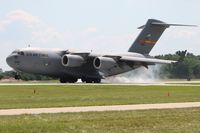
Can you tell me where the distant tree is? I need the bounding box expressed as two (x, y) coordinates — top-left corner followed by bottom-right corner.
(193, 64), (200, 78)
(0, 68), (2, 73)
(0, 74), (3, 80)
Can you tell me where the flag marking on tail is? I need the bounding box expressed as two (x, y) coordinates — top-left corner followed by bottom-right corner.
(138, 39), (157, 45)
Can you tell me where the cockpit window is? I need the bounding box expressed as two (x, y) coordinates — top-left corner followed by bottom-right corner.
(12, 50), (24, 56)
(18, 51), (24, 56)
(12, 51), (24, 56)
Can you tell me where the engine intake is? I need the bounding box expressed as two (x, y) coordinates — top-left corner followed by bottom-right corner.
(93, 57), (116, 70)
(61, 54), (84, 67)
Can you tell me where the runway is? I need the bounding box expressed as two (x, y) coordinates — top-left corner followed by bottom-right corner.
(0, 102), (200, 116)
(1, 82), (200, 86)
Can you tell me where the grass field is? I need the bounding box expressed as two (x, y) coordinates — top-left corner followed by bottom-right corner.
(0, 107), (200, 133)
(0, 85), (200, 109)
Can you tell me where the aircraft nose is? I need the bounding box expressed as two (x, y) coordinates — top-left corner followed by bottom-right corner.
(6, 54), (16, 68)
(6, 55), (12, 67)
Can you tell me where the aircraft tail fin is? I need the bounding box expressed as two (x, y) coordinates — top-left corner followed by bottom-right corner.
(128, 19), (196, 54)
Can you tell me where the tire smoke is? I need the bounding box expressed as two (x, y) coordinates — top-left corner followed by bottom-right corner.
(103, 65), (163, 83)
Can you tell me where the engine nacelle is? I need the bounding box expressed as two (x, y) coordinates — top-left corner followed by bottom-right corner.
(93, 57), (117, 70)
(61, 54), (84, 67)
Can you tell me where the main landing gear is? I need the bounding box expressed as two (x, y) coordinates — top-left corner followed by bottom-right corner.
(59, 77), (78, 83)
(81, 78), (101, 83)
(59, 77), (101, 83)
(14, 72), (21, 80)
(14, 74), (21, 80)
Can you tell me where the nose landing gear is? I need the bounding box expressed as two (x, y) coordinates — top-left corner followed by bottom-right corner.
(14, 74), (21, 80)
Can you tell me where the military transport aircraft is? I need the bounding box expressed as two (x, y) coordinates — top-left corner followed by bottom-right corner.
(6, 19), (196, 83)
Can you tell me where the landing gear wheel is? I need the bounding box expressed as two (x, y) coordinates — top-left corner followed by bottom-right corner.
(14, 75), (21, 80)
(60, 77), (78, 83)
(86, 79), (93, 83)
(81, 78), (101, 83)
(81, 78), (86, 83)
(68, 78), (78, 83)
(59, 78), (66, 83)
(94, 79), (101, 83)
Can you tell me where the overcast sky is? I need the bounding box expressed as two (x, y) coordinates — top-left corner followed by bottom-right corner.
(1, 0), (200, 70)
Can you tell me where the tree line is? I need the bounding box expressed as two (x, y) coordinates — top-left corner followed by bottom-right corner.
(0, 71), (55, 81)
(156, 51), (200, 80)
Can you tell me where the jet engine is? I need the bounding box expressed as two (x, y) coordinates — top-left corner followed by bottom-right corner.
(61, 54), (84, 67)
(93, 57), (117, 70)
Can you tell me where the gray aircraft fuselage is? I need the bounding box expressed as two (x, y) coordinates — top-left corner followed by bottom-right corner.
(6, 48), (139, 82)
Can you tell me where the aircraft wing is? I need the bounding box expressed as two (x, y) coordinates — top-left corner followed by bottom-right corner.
(119, 56), (177, 64)
(65, 51), (176, 65)
(102, 54), (176, 65)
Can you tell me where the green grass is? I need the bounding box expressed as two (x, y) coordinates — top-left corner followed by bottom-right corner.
(0, 85), (200, 109)
(0, 108), (200, 133)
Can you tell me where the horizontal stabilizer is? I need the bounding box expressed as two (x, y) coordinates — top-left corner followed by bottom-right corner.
(152, 22), (197, 27)
(138, 22), (197, 29)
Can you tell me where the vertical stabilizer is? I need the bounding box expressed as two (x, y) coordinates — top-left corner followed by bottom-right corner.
(128, 19), (169, 54)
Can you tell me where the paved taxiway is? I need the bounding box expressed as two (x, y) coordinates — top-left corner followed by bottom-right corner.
(0, 102), (200, 116)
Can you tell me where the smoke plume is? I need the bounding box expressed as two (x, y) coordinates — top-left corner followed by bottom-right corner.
(103, 65), (163, 83)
